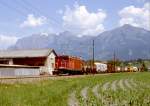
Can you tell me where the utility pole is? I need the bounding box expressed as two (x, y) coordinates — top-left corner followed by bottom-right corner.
(92, 40), (95, 70)
(113, 51), (116, 72)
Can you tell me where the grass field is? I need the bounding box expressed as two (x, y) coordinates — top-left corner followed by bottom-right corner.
(0, 72), (150, 106)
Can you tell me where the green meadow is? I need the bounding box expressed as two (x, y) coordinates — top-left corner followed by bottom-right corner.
(0, 72), (150, 106)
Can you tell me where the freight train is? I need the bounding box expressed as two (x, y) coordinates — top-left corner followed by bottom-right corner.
(53, 55), (141, 75)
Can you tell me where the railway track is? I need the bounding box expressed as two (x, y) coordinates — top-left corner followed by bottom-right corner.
(0, 73), (115, 80)
(0, 72), (138, 84)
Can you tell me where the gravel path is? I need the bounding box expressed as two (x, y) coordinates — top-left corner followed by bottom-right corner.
(68, 91), (79, 106)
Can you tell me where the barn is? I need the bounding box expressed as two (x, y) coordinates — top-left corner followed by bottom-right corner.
(0, 49), (57, 77)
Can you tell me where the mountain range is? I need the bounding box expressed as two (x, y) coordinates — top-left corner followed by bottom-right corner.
(9, 24), (150, 60)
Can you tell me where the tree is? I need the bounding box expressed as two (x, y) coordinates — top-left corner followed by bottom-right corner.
(137, 58), (143, 64)
(141, 62), (148, 72)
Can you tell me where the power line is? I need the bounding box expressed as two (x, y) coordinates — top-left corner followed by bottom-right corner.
(21, 0), (63, 29)
(0, 0), (27, 17)
(113, 51), (116, 72)
(92, 39), (95, 69)
(13, 0), (34, 14)
(0, 0), (83, 32)
(0, 0), (64, 30)
(21, 0), (46, 16)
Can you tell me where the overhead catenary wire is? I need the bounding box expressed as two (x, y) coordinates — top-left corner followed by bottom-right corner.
(0, 0), (27, 17)
(20, 0), (83, 32)
(0, 0), (64, 31)
(92, 39), (95, 69)
(13, 0), (35, 14)
(21, 0), (64, 29)
(21, 0), (47, 16)
(0, 0), (88, 32)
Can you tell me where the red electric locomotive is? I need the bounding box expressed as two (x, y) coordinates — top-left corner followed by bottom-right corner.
(54, 55), (84, 75)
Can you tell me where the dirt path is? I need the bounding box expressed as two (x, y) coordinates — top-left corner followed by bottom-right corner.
(111, 80), (118, 91)
(68, 91), (79, 106)
(102, 82), (110, 91)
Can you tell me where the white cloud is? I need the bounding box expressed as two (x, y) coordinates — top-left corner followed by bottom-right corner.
(62, 3), (107, 36)
(135, 0), (148, 3)
(40, 32), (49, 36)
(0, 35), (18, 49)
(119, 2), (150, 30)
(20, 14), (47, 28)
(136, 0), (145, 2)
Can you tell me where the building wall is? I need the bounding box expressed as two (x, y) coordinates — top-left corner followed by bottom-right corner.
(0, 57), (46, 66)
(13, 57), (46, 66)
(0, 59), (9, 64)
(44, 52), (56, 75)
(0, 67), (40, 77)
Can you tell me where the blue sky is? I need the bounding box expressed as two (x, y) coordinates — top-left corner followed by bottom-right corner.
(0, 0), (149, 49)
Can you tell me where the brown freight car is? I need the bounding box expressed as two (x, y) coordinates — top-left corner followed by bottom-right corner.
(54, 55), (84, 75)
(107, 63), (116, 73)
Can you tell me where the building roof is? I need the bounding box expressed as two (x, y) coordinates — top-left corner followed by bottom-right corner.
(0, 49), (56, 58)
(0, 64), (39, 68)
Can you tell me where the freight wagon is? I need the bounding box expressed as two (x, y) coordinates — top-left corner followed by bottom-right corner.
(94, 62), (107, 73)
(54, 55), (84, 75)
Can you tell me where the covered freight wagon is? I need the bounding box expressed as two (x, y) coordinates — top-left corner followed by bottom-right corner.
(94, 62), (107, 73)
